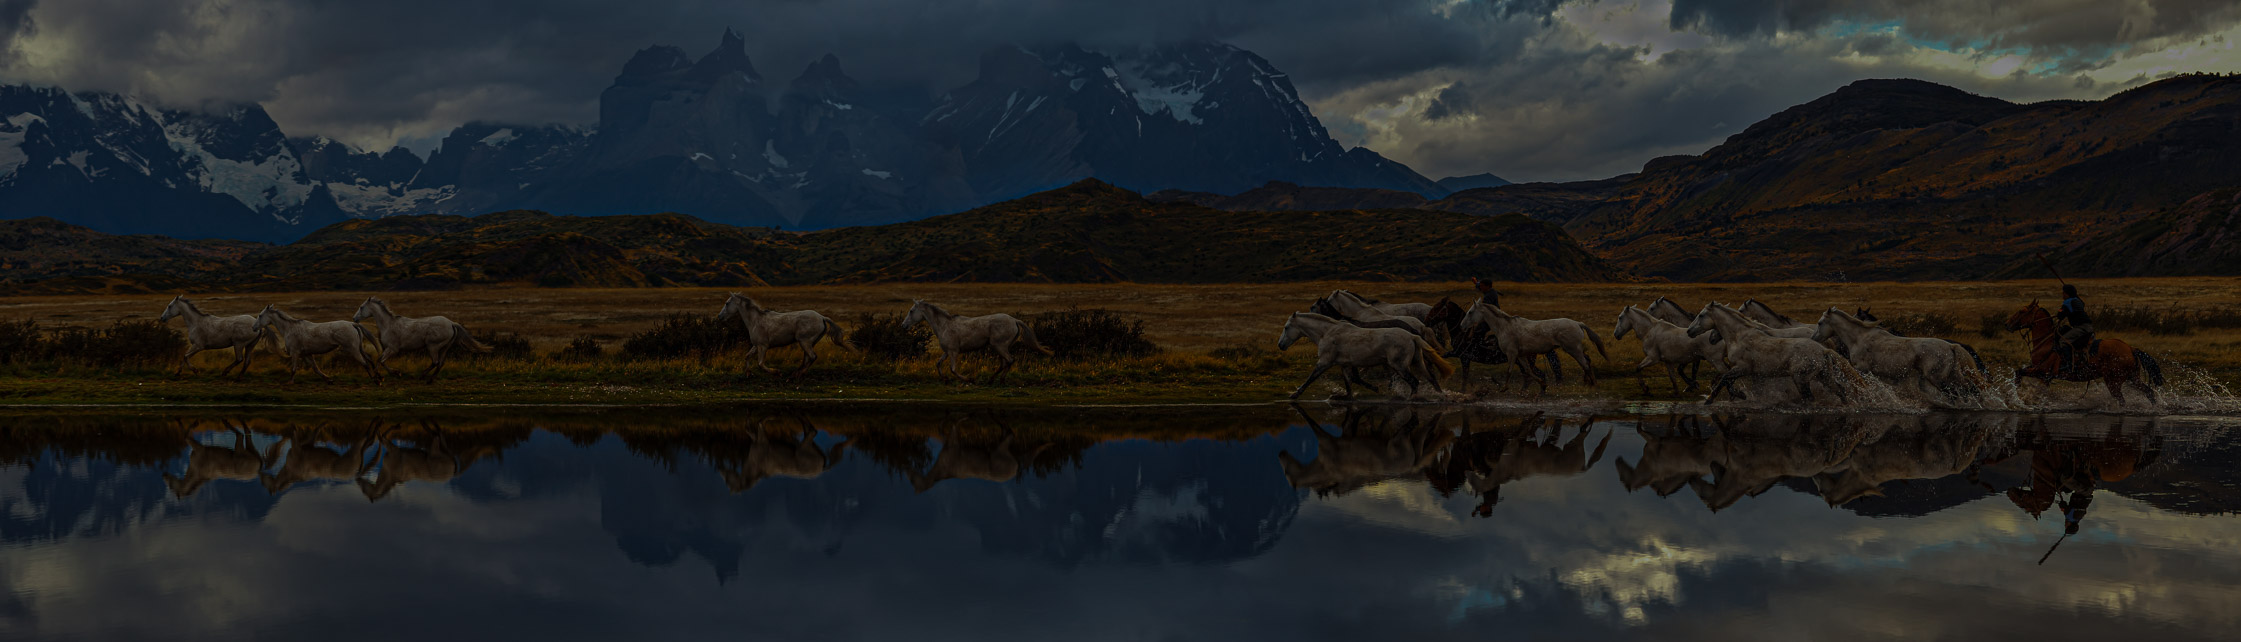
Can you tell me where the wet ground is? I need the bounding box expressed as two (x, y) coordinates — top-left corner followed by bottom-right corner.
(1, 404), (2236, 641)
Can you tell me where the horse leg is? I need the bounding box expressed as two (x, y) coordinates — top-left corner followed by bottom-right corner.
(285, 354), (301, 384)
(1702, 371), (1742, 405)
(1345, 367), (1376, 391)
(756, 345), (776, 374)
(356, 347), (383, 385)
(423, 347), (443, 382)
(1565, 346), (1596, 386)
(1292, 363), (1337, 400)
(1823, 370), (1852, 404)
(2130, 377), (2159, 404)
(307, 355), (335, 383)
(792, 341), (818, 377)
(1516, 360), (1546, 397)
(1632, 358), (1653, 395)
(992, 343), (1017, 382)
(176, 345), (205, 377)
(2103, 375), (2126, 405)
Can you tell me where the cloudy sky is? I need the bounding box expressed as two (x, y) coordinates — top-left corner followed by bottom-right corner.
(3, 0), (2239, 182)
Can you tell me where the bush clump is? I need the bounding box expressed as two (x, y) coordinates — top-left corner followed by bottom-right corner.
(849, 312), (930, 362)
(1028, 308), (1159, 361)
(621, 314), (747, 363)
(558, 336), (605, 362)
(0, 318), (41, 364)
(472, 331), (534, 361)
(2096, 306), (2199, 336)
(1878, 311), (1958, 337)
(4, 319), (185, 368)
(1978, 312), (2006, 339)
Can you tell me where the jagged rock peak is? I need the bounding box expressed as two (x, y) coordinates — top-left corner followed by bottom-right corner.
(616, 46), (692, 83)
(689, 27), (760, 83)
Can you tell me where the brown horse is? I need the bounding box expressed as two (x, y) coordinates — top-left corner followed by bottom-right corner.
(2005, 301), (2163, 403)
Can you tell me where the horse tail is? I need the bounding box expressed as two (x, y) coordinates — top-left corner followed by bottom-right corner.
(452, 323), (491, 353)
(1581, 321), (1608, 363)
(1418, 340), (1456, 380)
(2134, 349), (2164, 387)
(354, 323), (381, 353)
(823, 317), (854, 351)
(1018, 319), (1054, 356)
(1951, 340), (1986, 374)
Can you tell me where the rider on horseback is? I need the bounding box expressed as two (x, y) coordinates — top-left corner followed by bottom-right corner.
(1471, 277), (1502, 307)
(2055, 284), (2094, 377)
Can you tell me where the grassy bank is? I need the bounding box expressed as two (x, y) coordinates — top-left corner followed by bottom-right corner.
(4, 279), (2238, 406)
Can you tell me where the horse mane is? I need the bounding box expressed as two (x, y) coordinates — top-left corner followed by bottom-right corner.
(173, 296), (206, 316)
(1337, 289), (1381, 304)
(1741, 299), (1795, 325)
(263, 306), (301, 323)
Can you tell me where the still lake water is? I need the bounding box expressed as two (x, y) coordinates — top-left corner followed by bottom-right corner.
(1, 404), (2236, 641)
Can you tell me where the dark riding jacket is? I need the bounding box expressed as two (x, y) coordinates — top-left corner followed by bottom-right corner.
(2058, 297), (2091, 325)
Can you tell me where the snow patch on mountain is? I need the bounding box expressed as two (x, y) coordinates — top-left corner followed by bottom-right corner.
(478, 128), (518, 146)
(326, 181), (458, 217)
(163, 118), (313, 215)
(0, 113), (39, 176)
(762, 140), (789, 168)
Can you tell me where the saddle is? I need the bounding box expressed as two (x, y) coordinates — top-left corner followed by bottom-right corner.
(2059, 338), (2104, 376)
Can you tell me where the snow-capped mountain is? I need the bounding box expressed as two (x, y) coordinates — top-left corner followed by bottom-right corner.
(926, 42), (1443, 201)
(0, 31), (1451, 241)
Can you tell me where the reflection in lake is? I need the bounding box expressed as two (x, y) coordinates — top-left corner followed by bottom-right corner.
(1, 405), (2236, 641)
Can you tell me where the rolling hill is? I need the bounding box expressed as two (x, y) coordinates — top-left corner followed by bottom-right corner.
(0, 180), (1615, 294)
(1164, 74), (2241, 281)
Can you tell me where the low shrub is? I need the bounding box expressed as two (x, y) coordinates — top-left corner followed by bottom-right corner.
(558, 336), (605, 362)
(849, 312), (930, 361)
(621, 314), (746, 363)
(1878, 311), (1957, 337)
(1028, 308), (1159, 361)
(2096, 306), (2197, 336)
(0, 318), (40, 364)
(17, 319), (185, 368)
(472, 331), (534, 361)
(1978, 312), (2006, 339)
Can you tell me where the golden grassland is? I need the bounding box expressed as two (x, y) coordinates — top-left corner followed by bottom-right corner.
(5, 278), (2239, 406)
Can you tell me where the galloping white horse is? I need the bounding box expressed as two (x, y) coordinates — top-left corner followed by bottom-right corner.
(1330, 290), (1432, 321)
(902, 300), (1051, 382)
(157, 296), (270, 379)
(1278, 312), (1452, 400)
(1811, 308), (1987, 403)
(1646, 296), (1695, 327)
(1686, 303), (1856, 405)
(1458, 303), (1605, 396)
(1614, 305), (1714, 395)
(1731, 300), (1819, 344)
(253, 305), (385, 384)
(352, 297), (488, 382)
(716, 293), (851, 375)
(1319, 291), (1431, 337)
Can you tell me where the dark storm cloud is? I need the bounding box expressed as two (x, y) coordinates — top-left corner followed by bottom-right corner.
(1, 0), (2237, 177)
(1422, 82), (1476, 121)
(0, 0), (32, 62)
(1671, 0), (2241, 54)
(0, 0), (1575, 148)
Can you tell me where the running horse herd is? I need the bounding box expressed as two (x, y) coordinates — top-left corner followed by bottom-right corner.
(1285, 286), (2163, 407)
(151, 285), (2164, 406)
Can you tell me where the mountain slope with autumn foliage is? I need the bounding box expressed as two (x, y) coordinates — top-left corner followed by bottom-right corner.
(1558, 74), (2241, 280)
(0, 180), (1614, 294)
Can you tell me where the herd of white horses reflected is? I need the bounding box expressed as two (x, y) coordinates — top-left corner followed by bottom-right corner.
(6, 405), (2184, 538)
